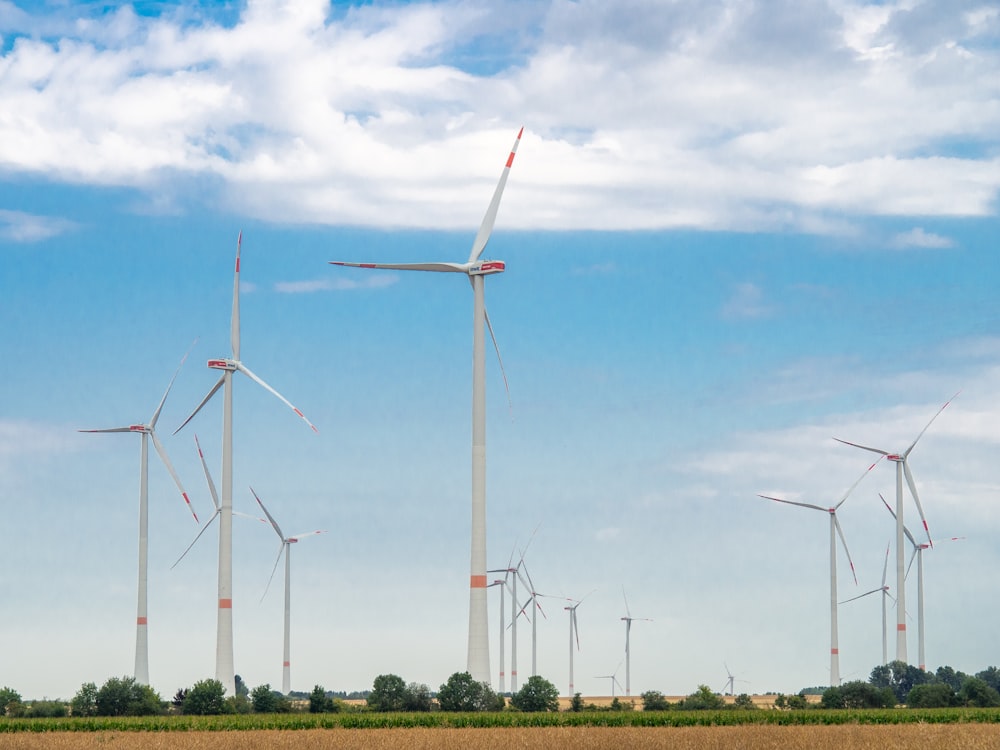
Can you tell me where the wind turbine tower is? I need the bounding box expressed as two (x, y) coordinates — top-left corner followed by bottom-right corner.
(329, 129), (523, 683)
(835, 393), (957, 664)
(621, 588), (651, 697)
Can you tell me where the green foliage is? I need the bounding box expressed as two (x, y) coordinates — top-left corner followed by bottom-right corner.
(821, 687), (844, 709)
(869, 660), (929, 703)
(773, 694), (787, 709)
(309, 685), (337, 713)
(226, 694), (252, 714)
(234, 674), (248, 697)
(250, 684), (291, 714)
(785, 693), (808, 710)
(171, 689), (187, 711)
(677, 685), (725, 710)
(840, 680), (895, 709)
(182, 679), (227, 715)
(958, 677), (1000, 707)
(935, 666), (968, 692)
(641, 690), (669, 711)
(908, 682), (957, 708)
(510, 675), (559, 712)
(93, 677), (163, 716)
(402, 682), (432, 712)
(367, 674), (408, 712)
(569, 692), (584, 712)
(437, 672), (502, 712)
(0, 687), (24, 717)
(24, 700), (67, 718)
(732, 693), (756, 710)
(974, 667), (1000, 694)
(71, 683), (98, 717)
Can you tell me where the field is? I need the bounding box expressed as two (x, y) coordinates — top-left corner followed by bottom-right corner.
(2, 725), (1000, 750)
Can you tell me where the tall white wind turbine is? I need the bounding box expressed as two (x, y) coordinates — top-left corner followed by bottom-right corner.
(487, 577), (509, 694)
(834, 393), (957, 664)
(621, 588), (652, 697)
(329, 129), (523, 684)
(757, 458), (880, 687)
(880, 494), (964, 671)
(175, 233), (317, 696)
(79, 345), (198, 686)
(252, 487), (325, 695)
(563, 592), (591, 698)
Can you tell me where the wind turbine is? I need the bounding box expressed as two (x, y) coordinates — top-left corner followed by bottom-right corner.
(757, 458), (880, 687)
(880, 494), (964, 671)
(834, 392), (957, 664)
(514, 556), (549, 678)
(252, 487), (326, 695)
(487, 577), (509, 694)
(621, 588), (652, 697)
(329, 128), (523, 683)
(564, 592), (592, 698)
(722, 663), (748, 696)
(841, 542), (893, 665)
(79, 344), (198, 686)
(595, 661), (624, 698)
(175, 232), (318, 696)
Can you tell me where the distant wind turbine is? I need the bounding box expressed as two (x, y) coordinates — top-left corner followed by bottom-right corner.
(175, 233), (317, 696)
(880, 493), (964, 671)
(757, 458), (880, 687)
(329, 129), (523, 684)
(564, 591), (592, 698)
(834, 392), (958, 664)
(595, 661), (624, 698)
(79, 343), (198, 686)
(841, 542), (893, 665)
(621, 588), (652, 697)
(252, 487), (326, 695)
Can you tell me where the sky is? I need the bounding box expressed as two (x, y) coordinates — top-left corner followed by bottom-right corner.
(1, 0), (999, 702)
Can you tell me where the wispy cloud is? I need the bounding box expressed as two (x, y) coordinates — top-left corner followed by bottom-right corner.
(889, 227), (956, 249)
(275, 275), (399, 293)
(721, 282), (773, 320)
(572, 261), (617, 276)
(0, 210), (76, 242)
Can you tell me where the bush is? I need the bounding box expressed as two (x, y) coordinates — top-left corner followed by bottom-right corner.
(641, 690), (670, 711)
(438, 672), (503, 712)
(908, 682), (957, 708)
(367, 674), (408, 712)
(677, 685), (724, 710)
(94, 677), (163, 716)
(0, 687), (24, 718)
(251, 684), (291, 713)
(71, 683), (98, 717)
(402, 682), (432, 712)
(309, 685), (337, 713)
(24, 700), (67, 718)
(732, 693), (756, 710)
(959, 677), (1000, 708)
(183, 679), (227, 715)
(510, 675), (559, 712)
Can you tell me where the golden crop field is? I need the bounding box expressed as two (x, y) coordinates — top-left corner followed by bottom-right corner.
(3, 725), (1000, 750)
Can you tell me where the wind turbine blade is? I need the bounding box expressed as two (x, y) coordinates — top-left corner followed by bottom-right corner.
(572, 608), (580, 650)
(756, 494), (827, 513)
(232, 231), (241, 360)
(173, 374), (225, 435)
(329, 261), (467, 273)
(903, 461), (933, 547)
(233, 510), (269, 524)
(879, 493), (916, 547)
(250, 486), (284, 541)
(840, 587), (883, 605)
(484, 304), (512, 414)
(236, 363), (318, 433)
(194, 434), (220, 512)
(905, 547), (918, 580)
(833, 437), (889, 457)
(468, 127), (522, 263)
(78, 427), (133, 433)
(832, 514), (858, 585)
(623, 586), (632, 619)
(150, 338), (198, 429)
(881, 542), (890, 588)
(834, 458), (882, 509)
(261, 544), (285, 602)
(903, 391), (960, 459)
(287, 530), (326, 542)
(171, 510), (219, 569)
(150, 430), (198, 522)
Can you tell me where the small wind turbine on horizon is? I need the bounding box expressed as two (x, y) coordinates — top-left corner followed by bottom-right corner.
(595, 661), (624, 698)
(79, 343), (198, 686)
(834, 392), (957, 664)
(880, 493), (964, 671)
(329, 128), (523, 685)
(564, 592), (592, 698)
(252, 487), (326, 696)
(722, 663), (748, 696)
(840, 542), (893, 666)
(621, 588), (652, 697)
(757, 458), (880, 687)
(174, 233), (318, 696)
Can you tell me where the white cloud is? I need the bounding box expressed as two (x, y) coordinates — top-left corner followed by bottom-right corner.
(0, 1), (996, 231)
(721, 281), (773, 320)
(274, 275), (398, 293)
(0, 209), (76, 242)
(890, 227), (956, 249)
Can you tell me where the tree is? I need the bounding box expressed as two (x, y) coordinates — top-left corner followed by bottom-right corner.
(732, 693), (756, 710)
(0, 687), (24, 717)
(309, 685), (337, 713)
(71, 683), (98, 717)
(678, 685), (724, 710)
(641, 690), (669, 711)
(183, 679), (227, 715)
(908, 682), (957, 708)
(437, 672), (503, 712)
(234, 674), (249, 697)
(93, 676), (162, 716)
(959, 677), (1000, 708)
(172, 689), (187, 711)
(367, 674), (408, 712)
(510, 675), (559, 712)
(821, 686), (844, 709)
(403, 682), (432, 712)
(251, 683), (287, 713)
(785, 693), (808, 710)
(24, 700), (67, 718)
(975, 667), (1000, 694)
(840, 680), (895, 709)
(869, 660), (928, 703)
(935, 666), (968, 693)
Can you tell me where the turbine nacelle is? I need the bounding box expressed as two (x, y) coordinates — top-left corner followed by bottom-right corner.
(887, 454), (903, 462)
(469, 260), (506, 276)
(208, 359), (238, 371)
(129, 424), (150, 433)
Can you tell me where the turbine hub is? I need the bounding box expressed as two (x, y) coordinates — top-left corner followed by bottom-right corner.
(129, 424), (150, 433)
(208, 359), (238, 371)
(886, 454), (903, 462)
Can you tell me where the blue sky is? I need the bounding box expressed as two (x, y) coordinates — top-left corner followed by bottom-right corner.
(1, 0), (999, 701)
